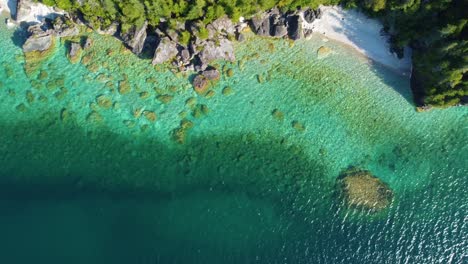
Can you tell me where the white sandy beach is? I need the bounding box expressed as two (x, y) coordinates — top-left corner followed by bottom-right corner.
(305, 6), (412, 75)
(0, 0), (12, 14)
(0, 0), (63, 24)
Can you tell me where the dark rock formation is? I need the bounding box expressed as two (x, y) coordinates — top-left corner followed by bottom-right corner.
(249, 9), (307, 40)
(121, 21), (148, 55)
(287, 14), (303, 40)
(303, 8), (322, 23)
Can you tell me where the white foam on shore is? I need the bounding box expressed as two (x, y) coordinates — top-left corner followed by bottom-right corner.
(304, 6), (412, 75)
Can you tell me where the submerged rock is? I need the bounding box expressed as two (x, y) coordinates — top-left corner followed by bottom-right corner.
(317, 46), (332, 58)
(192, 74), (210, 94)
(192, 68), (220, 95)
(337, 168), (393, 212)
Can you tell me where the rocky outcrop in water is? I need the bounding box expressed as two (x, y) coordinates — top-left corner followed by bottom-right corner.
(17, 4), (321, 75)
(121, 21), (148, 55)
(67, 42), (82, 63)
(22, 24), (53, 53)
(336, 168), (393, 212)
(152, 37), (178, 65)
(193, 68), (220, 95)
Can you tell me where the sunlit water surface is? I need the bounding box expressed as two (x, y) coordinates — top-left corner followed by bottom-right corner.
(0, 18), (466, 263)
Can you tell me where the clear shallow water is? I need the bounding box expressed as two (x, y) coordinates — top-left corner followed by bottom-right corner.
(0, 19), (467, 263)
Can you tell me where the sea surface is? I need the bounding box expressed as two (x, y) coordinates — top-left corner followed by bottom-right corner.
(0, 18), (467, 263)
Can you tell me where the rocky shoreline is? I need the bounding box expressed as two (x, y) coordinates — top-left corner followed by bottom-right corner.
(11, 0), (321, 74)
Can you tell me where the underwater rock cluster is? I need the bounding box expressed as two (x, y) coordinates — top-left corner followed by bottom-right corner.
(337, 168), (393, 212)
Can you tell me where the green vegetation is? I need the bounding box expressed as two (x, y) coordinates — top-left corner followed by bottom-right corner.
(37, 0), (467, 108)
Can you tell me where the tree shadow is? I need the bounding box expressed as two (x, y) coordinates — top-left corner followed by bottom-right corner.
(0, 112), (330, 201)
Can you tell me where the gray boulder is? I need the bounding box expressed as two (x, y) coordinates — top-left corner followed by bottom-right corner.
(69, 42), (81, 57)
(83, 37), (92, 49)
(250, 14), (270, 36)
(152, 37), (178, 65)
(208, 17), (236, 37)
(23, 34), (53, 52)
(197, 38), (235, 71)
(121, 21), (148, 55)
(67, 42), (82, 63)
(303, 9), (316, 23)
(203, 68), (220, 81)
(273, 24), (288, 37)
(23, 25), (53, 53)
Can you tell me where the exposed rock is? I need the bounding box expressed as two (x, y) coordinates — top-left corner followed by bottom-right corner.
(179, 48), (191, 64)
(303, 8), (317, 23)
(236, 32), (246, 42)
(192, 68), (220, 94)
(250, 13), (270, 36)
(197, 39), (234, 71)
(337, 168), (393, 212)
(50, 15), (79, 37)
(287, 14), (303, 40)
(270, 14), (290, 38)
(23, 33), (53, 53)
(203, 68), (220, 81)
(152, 37), (178, 65)
(121, 21), (148, 55)
(67, 42), (82, 63)
(304, 28), (313, 39)
(207, 16), (236, 37)
(97, 22), (118, 35)
(273, 23), (288, 38)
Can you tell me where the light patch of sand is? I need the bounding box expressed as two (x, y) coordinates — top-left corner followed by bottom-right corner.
(304, 6), (412, 75)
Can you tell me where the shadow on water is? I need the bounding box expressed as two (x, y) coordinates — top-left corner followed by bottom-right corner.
(0, 114), (334, 263)
(10, 25), (28, 48)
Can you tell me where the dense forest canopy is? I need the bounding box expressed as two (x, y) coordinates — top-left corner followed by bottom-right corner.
(36, 0), (467, 107)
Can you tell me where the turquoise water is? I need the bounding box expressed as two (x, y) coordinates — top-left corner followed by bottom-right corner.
(0, 19), (467, 263)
